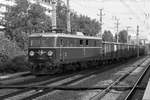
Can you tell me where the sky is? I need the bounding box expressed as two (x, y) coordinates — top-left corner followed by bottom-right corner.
(0, 0), (150, 40)
(63, 0), (150, 40)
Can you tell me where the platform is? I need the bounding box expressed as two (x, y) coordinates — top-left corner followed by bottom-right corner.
(142, 78), (150, 100)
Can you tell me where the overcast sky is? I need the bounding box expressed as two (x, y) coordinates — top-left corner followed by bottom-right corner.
(1, 0), (149, 40)
(63, 0), (150, 40)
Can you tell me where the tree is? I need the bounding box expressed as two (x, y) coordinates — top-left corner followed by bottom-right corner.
(56, 1), (100, 35)
(102, 30), (113, 42)
(4, 0), (101, 49)
(27, 3), (52, 33)
(70, 14), (100, 36)
(4, 0), (52, 49)
(118, 30), (128, 43)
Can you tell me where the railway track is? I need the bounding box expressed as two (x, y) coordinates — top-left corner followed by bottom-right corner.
(89, 56), (150, 100)
(123, 59), (150, 100)
(0, 71), (36, 85)
(0, 64), (114, 100)
(0, 71), (31, 80)
(0, 56), (148, 100)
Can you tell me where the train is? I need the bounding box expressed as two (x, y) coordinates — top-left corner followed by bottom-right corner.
(28, 32), (145, 74)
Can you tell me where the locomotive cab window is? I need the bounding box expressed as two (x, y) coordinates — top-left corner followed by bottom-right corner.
(94, 40), (97, 46)
(60, 39), (63, 46)
(29, 37), (54, 47)
(86, 40), (88, 46)
(80, 40), (83, 46)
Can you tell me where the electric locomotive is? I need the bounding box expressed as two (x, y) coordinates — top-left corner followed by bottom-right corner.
(28, 32), (145, 74)
(28, 32), (103, 74)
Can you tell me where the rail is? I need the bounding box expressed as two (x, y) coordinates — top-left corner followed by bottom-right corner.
(123, 61), (150, 100)
(89, 57), (150, 100)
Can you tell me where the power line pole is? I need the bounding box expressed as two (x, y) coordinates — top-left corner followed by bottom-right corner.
(114, 17), (120, 43)
(67, 0), (71, 33)
(137, 25), (139, 57)
(126, 26), (131, 43)
(52, 0), (57, 32)
(98, 8), (104, 38)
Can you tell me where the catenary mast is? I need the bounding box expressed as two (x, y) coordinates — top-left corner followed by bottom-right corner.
(52, 0), (57, 32)
(67, 0), (71, 33)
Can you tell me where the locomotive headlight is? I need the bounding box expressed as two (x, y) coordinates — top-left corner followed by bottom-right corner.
(47, 50), (53, 56)
(29, 51), (34, 56)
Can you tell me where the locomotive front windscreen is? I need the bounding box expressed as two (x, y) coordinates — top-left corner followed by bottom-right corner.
(29, 37), (55, 47)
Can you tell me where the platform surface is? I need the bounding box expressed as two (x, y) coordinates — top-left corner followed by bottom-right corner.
(143, 78), (150, 100)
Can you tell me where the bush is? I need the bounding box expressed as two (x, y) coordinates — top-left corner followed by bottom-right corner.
(0, 33), (29, 73)
(1, 55), (30, 73)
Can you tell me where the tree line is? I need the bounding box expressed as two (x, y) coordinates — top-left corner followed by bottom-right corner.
(103, 30), (129, 43)
(3, 0), (128, 49)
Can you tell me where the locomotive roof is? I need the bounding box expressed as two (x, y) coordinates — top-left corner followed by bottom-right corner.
(103, 41), (136, 45)
(29, 33), (102, 40)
